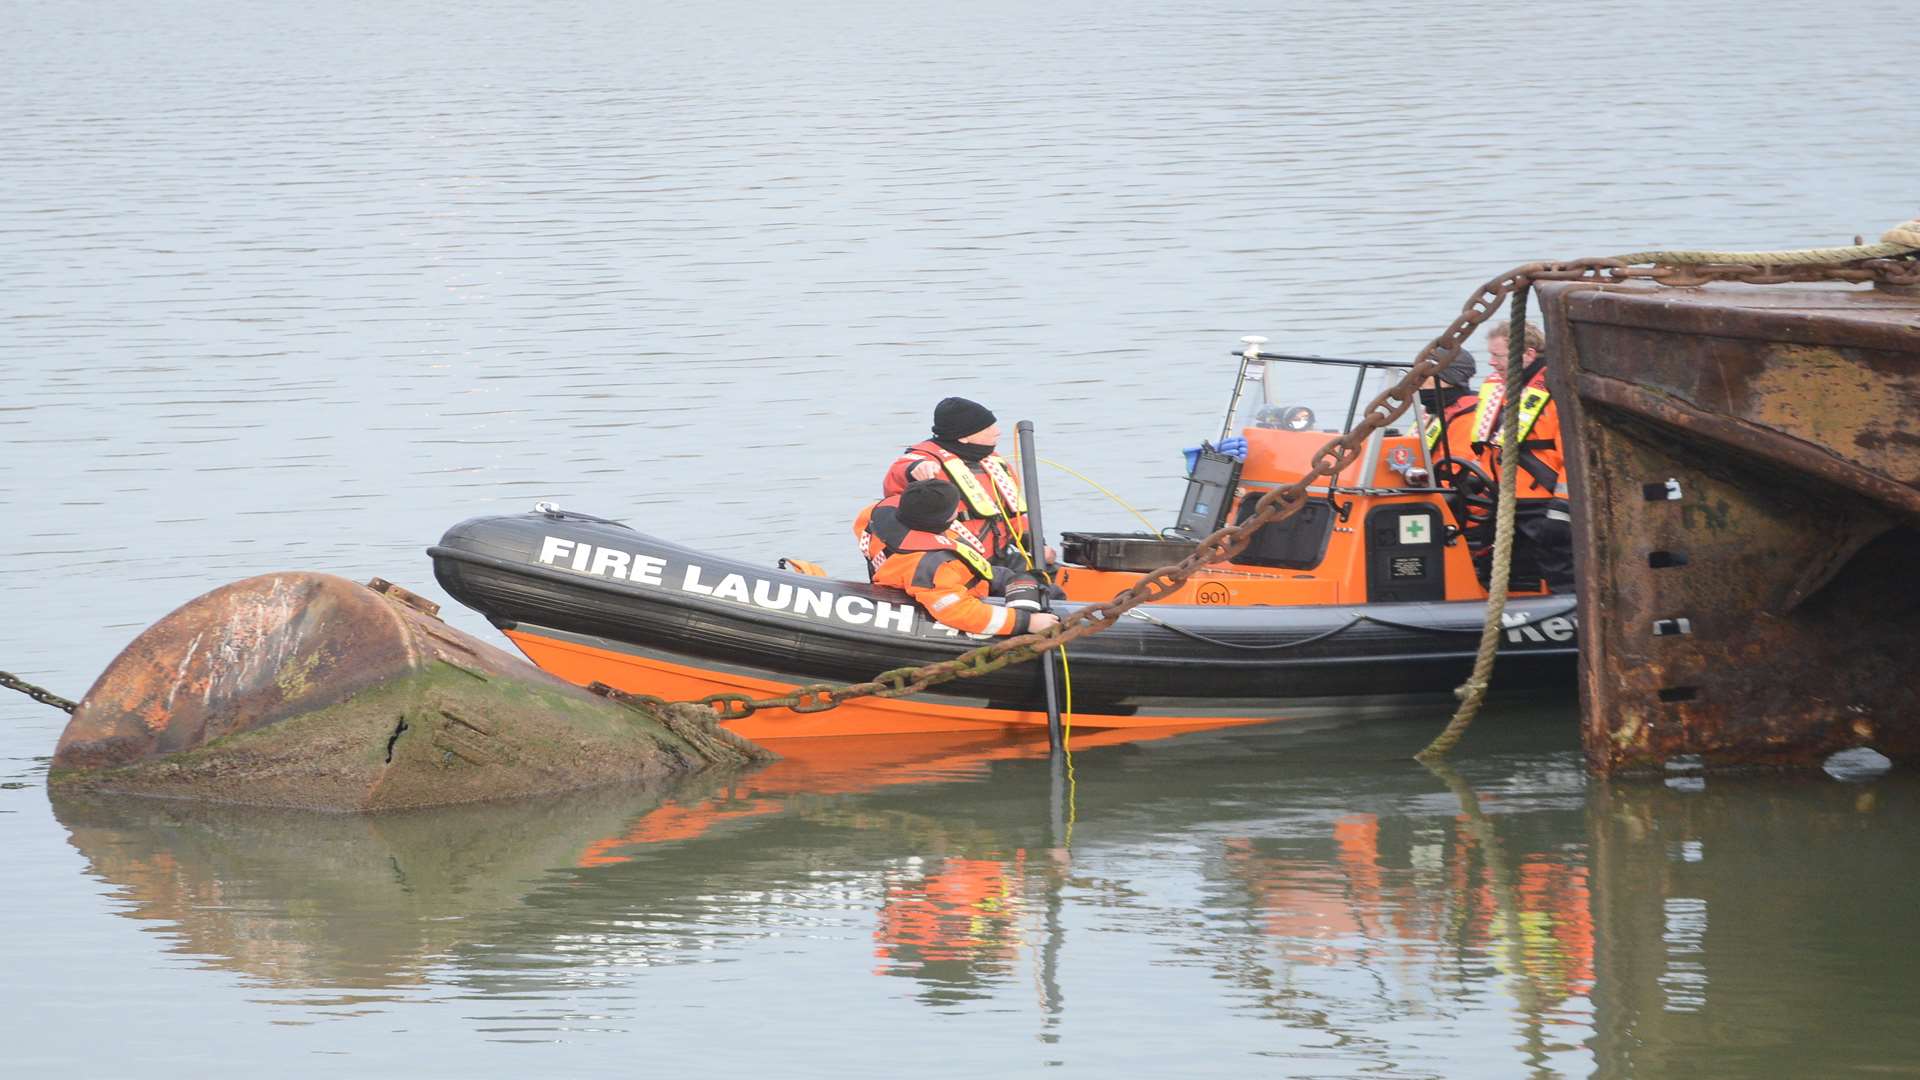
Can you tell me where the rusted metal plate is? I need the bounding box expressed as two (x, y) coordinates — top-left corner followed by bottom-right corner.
(52, 573), (535, 770)
(1542, 281), (1920, 773)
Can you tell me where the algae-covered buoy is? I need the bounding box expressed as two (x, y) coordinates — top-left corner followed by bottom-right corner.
(50, 573), (768, 811)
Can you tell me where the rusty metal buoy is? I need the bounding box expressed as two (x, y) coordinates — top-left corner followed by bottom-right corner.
(51, 573), (766, 811)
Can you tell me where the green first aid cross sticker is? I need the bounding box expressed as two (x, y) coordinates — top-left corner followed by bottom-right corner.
(1398, 515), (1429, 545)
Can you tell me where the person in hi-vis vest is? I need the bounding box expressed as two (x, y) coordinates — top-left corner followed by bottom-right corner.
(1470, 323), (1574, 592)
(882, 397), (1054, 572)
(1420, 347), (1480, 461)
(854, 481), (1057, 637)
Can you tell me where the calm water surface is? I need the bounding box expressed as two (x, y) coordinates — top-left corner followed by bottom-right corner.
(4, 1), (1917, 1075)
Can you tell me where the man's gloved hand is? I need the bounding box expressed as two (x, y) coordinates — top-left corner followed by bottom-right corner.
(1003, 575), (1043, 611)
(1183, 436), (1248, 474)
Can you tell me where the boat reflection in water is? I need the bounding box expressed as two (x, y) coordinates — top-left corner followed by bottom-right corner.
(50, 710), (1920, 1072)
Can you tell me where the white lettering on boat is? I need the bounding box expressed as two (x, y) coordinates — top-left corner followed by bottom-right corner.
(681, 563), (714, 595)
(537, 537), (663, 585)
(871, 601), (914, 633)
(1502, 610), (1578, 644)
(588, 547), (631, 579)
(794, 587), (833, 618)
(540, 536), (914, 634)
(712, 573), (753, 604)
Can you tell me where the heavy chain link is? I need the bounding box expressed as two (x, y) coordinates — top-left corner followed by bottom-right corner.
(0, 670), (78, 714)
(667, 251), (1918, 722)
(3, 250), (1905, 727)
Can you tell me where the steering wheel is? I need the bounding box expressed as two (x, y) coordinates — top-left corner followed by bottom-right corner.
(1430, 455), (1497, 538)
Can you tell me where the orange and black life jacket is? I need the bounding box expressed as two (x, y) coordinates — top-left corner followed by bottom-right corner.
(1423, 393), (1479, 459)
(883, 440), (1031, 564)
(1471, 357), (1565, 499)
(853, 496), (1030, 636)
(855, 495), (995, 582)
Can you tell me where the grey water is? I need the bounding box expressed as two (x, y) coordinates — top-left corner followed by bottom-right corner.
(3, 0), (1916, 1075)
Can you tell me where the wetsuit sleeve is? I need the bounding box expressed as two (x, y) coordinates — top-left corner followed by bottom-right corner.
(905, 554), (1030, 636)
(883, 453), (935, 498)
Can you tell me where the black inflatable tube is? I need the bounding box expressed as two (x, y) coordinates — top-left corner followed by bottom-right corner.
(430, 512), (1578, 710)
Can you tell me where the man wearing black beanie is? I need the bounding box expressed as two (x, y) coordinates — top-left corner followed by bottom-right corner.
(881, 397), (1052, 572)
(931, 397), (997, 442)
(1420, 347), (1480, 460)
(853, 479), (1056, 637)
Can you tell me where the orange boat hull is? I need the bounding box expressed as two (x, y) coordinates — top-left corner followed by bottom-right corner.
(504, 627), (1276, 742)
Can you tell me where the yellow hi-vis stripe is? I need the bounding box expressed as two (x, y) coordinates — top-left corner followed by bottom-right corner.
(941, 456), (1027, 517)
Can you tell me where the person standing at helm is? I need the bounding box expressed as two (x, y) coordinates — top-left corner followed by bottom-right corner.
(883, 397), (1049, 571)
(1420, 347), (1479, 460)
(854, 480), (1059, 637)
(1470, 323), (1574, 592)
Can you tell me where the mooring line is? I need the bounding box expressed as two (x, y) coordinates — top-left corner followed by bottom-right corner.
(0, 670), (78, 714)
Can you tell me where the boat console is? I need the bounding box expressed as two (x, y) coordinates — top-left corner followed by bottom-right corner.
(1054, 342), (1498, 606)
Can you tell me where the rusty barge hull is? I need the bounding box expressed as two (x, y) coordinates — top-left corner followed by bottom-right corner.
(1541, 280), (1920, 773)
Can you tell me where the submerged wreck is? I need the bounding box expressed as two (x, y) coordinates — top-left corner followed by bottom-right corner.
(1546, 279), (1920, 772)
(49, 573), (768, 811)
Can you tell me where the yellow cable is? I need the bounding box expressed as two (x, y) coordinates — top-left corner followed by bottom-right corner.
(984, 467), (1070, 735)
(1038, 458), (1159, 534)
(988, 477), (1037, 573)
(1058, 646), (1072, 751)
(1060, 645), (1076, 848)
(986, 457), (1077, 848)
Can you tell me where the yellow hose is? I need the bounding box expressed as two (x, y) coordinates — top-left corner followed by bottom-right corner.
(1039, 458), (1160, 534)
(988, 460), (1078, 842)
(1060, 645), (1076, 847)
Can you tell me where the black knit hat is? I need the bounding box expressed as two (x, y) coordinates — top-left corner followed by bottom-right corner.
(931, 397), (996, 440)
(1437, 348), (1477, 389)
(896, 480), (962, 532)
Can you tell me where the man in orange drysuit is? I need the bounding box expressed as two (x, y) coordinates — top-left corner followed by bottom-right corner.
(883, 397), (1050, 572)
(1420, 348), (1493, 552)
(854, 480), (1059, 637)
(1471, 323), (1574, 592)
(1420, 347), (1479, 461)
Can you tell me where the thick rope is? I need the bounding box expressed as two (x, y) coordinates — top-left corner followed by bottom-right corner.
(1610, 218), (1920, 267)
(1417, 289), (1528, 762)
(1415, 216), (1920, 760)
(1420, 758), (1549, 1025)
(658, 701), (779, 763)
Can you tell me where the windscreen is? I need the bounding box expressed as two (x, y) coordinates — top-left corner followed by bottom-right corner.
(1244, 359), (1427, 437)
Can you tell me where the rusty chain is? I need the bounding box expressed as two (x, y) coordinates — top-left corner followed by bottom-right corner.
(11, 255), (1904, 728)
(0, 670), (78, 714)
(658, 249), (1918, 724)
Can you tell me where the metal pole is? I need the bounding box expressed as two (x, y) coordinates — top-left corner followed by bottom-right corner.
(1016, 420), (1064, 753)
(1220, 336), (1267, 443)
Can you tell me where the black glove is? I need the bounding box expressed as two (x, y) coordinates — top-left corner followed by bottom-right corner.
(1003, 575), (1043, 611)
